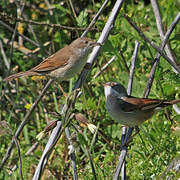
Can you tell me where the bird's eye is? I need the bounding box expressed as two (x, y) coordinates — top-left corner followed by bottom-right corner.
(84, 40), (88, 44)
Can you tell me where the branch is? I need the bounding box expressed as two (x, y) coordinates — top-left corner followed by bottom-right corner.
(127, 41), (140, 95)
(0, 40), (10, 70)
(81, 0), (110, 37)
(143, 12), (180, 97)
(0, 12), (97, 32)
(124, 14), (180, 73)
(93, 56), (116, 79)
(0, 79), (53, 171)
(0, 20), (39, 47)
(150, 0), (178, 73)
(65, 128), (78, 180)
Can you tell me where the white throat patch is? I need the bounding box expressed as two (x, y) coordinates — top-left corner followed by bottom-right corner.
(104, 86), (112, 98)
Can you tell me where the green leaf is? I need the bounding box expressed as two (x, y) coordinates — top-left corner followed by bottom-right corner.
(76, 9), (88, 27)
(77, 132), (88, 146)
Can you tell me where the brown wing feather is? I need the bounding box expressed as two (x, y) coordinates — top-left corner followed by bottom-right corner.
(121, 97), (180, 111)
(121, 97), (163, 111)
(4, 45), (72, 81)
(31, 45), (71, 73)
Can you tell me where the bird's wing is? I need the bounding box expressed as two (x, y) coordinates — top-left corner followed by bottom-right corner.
(31, 46), (71, 73)
(120, 96), (163, 112)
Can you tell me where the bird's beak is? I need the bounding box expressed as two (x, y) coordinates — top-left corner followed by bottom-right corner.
(101, 82), (108, 87)
(92, 42), (102, 47)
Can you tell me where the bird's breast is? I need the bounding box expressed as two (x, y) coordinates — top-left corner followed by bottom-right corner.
(106, 97), (155, 127)
(48, 53), (88, 80)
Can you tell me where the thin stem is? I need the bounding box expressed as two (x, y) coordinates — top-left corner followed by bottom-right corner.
(93, 56), (116, 79)
(0, 79), (53, 171)
(127, 41), (140, 95)
(150, 0), (178, 73)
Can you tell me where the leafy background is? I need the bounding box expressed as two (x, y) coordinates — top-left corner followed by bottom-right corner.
(0, 0), (180, 179)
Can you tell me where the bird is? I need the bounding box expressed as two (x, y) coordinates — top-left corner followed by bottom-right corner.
(4, 37), (100, 82)
(102, 82), (180, 127)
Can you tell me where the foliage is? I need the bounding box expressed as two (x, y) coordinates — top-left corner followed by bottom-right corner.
(0, 0), (180, 179)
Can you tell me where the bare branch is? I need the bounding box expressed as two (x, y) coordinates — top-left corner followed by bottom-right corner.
(65, 128), (78, 180)
(0, 20), (39, 47)
(150, 0), (178, 73)
(82, 0), (109, 37)
(124, 14), (180, 73)
(144, 12), (180, 97)
(93, 56), (116, 79)
(127, 41), (140, 95)
(0, 40), (10, 70)
(13, 136), (24, 180)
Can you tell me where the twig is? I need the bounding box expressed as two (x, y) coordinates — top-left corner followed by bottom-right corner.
(124, 14), (180, 73)
(13, 136), (24, 180)
(143, 12), (180, 98)
(0, 40), (10, 70)
(2, 121), (24, 179)
(33, 89), (80, 179)
(0, 79), (53, 171)
(45, 0), (53, 16)
(85, 146), (97, 180)
(32, 121), (63, 179)
(71, 123), (97, 180)
(0, 21), (39, 47)
(22, 13), (42, 47)
(68, 0), (77, 18)
(15, 0), (42, 53)
(15, 0), (24, 46)
(3, 38), (32, 55)
(93, 56), (116, 79)
(127, 41), (140, 95)
(113, 143), (127, 179)
(9, 0), (25, 67)
(160, 157), (180, 179)
(173, 105), (180, 115)
(0, 12), (97, 32)
(64, 0), (79, 37)
(8, 142), (39, 175)
(65, 128), (78, 180)
(81, 0), (109, 37)
(150, 0), (178, 73)
(121, 127), (127, 180)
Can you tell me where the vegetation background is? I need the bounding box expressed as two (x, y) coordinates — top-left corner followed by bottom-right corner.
(0, 0), (180, 179)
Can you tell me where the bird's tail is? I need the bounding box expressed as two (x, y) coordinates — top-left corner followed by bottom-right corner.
(162, 99), (180, 106)
(3, 70), (37, 82)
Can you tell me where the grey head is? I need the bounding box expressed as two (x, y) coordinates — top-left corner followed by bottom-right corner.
(102, 82), (128, 98)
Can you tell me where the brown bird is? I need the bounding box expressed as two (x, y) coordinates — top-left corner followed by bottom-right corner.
(4, 37), (100, 82)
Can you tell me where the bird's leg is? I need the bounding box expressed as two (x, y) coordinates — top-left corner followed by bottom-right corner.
(122, 126), (140, 147)
(128, 126), (140, 143)
(122, 127), (134, 147)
